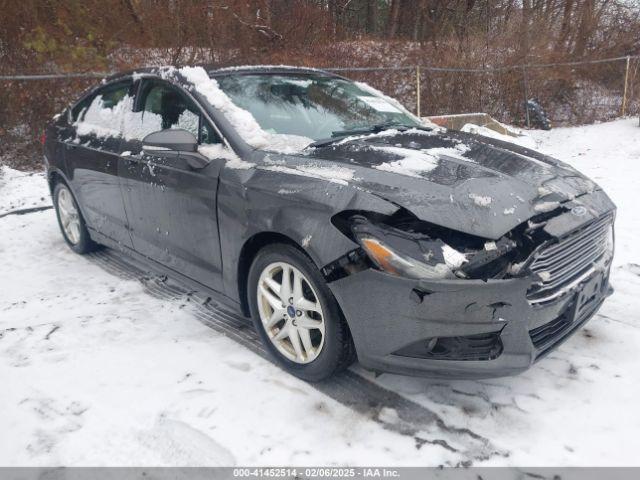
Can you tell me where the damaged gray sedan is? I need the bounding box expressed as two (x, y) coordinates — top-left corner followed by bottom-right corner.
(43, 65), (615, 381)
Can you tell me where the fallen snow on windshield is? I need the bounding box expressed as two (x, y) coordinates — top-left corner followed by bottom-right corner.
(354, 81), (433, 127)
(261, 164), (355, 186)
(179, 67), (313, 154)
(198, 144), (255, 170)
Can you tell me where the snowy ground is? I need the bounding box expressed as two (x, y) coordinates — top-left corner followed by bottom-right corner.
(1, 118), (639, 466)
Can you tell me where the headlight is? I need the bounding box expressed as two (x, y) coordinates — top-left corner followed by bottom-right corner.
(357, 235), (456, 279)
(351, 216), (468, 280)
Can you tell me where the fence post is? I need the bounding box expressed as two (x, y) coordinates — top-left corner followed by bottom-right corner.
(522, 65), (531, 128)
(416, 65), (421, 118)
(622, 55), (631, 117)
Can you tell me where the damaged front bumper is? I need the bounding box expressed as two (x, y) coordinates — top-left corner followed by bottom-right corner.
(328, 262), (612, 379)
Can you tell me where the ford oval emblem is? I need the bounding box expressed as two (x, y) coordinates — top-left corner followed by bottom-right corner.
(571, 206), (587, 216)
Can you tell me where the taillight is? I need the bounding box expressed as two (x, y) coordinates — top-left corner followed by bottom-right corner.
(40, 131), (46, 146)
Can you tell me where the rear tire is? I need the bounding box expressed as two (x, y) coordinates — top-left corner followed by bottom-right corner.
(53, 182), (99, 254)
(248, 243), (356, 381)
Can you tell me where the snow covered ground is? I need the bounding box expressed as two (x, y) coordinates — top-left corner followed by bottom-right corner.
(1, 118), (639, 466)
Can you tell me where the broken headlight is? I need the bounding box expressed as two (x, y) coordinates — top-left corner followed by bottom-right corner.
(351, 216), (468, 280)
(350, 215), (517, 280)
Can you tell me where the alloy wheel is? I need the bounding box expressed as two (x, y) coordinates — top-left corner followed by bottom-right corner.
(57, 187), (81, 245)
(257, 261), (326, 364)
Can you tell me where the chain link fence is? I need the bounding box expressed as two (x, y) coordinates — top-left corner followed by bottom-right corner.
(1, 55), (639, 170)
(328, 55), (640, 126)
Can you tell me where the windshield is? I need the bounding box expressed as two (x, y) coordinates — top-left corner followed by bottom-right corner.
(215, 73), (423, 142)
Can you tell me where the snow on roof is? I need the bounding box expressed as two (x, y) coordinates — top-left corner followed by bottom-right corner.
(210, 65), (332, 74)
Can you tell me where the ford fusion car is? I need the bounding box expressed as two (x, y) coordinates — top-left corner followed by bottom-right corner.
(43, 65), (615, 381)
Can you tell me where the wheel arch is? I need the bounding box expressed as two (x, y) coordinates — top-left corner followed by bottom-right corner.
(47, 168), (67, 193)
(237, 231), (306, 317)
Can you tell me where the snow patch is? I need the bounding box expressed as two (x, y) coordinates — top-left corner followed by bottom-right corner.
(468, 193), (492, 207)
(261, 164), (355, 186)
(537, 271), (552, 282)
(442, 245), (468, 269)
(198, 144), (254, 170)
(484, 241), (497, 251)
(534, 201), (561, 213)
(372, 147), (439, 178)
(461, 123), (537, 149)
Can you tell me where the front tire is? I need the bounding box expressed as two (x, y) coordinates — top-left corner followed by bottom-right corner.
(248, 243), (355, 381)
(53, 182), (98, 254)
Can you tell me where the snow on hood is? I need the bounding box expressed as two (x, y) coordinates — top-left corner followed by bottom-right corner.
(178, 66), (312, 154)
(372, 143), (470, 178)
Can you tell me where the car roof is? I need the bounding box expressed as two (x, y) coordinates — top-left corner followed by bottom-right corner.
(104, 64), (339, 83)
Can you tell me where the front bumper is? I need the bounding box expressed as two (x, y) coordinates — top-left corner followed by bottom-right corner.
(328, 264), (612, 379)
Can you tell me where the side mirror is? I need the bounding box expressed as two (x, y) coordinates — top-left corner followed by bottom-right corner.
(142, 129), (198, 153)
(142, 129), (207, 170)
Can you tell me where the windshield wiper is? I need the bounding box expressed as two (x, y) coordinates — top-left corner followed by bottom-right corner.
(308, 122), (410, 148)
(330, 121), (406, 138)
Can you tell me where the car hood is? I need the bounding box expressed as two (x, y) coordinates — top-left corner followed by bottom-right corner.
(303, 128), (608, 239)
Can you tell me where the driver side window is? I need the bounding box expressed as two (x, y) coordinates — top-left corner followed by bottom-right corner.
(126, 80), (221, 145)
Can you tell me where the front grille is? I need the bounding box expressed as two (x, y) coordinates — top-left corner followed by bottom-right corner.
(527, 213), (613, 304)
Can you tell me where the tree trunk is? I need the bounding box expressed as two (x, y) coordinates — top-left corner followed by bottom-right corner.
(413, 0), (428, 41)
(520, 0), (531, 62)
(366, 0), (377, 35)
(557, 0), (574, 50)
(573, 0), (595, 57)
(387, 0), (402, 38)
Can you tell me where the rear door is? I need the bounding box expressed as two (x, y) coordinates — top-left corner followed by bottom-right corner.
(118, 78), (226, 291)
(65, 80), (134, 248)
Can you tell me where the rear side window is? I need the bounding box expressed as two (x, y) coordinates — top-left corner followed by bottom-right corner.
(72, 81), (133, 138)
(124, 80), (220, 144)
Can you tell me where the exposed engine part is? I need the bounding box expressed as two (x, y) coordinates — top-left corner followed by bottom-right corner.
(331, 207), (562, 281)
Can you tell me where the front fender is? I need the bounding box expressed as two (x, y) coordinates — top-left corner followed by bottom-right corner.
(217, 166), (398, 303)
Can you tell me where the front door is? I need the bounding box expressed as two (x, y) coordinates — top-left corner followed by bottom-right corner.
(118, 79), (226, 291)
(64, 80), (134, 248)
